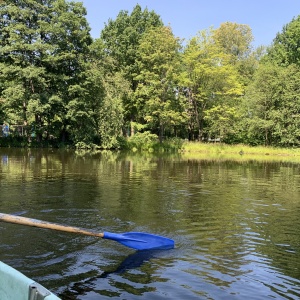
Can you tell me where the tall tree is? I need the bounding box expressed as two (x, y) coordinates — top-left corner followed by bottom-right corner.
(213, 22), (258, 87)
(243, 63), (300, 146)
(39, 0), (92, 143)
(0, 0), (92, 143)
(100, 4), (163, 134)
(0, 0), (50, 129)
(134, 26), (186, 141)
(267, 15), (300, 66)
(88, 38), (130, 148)
(180, 29), (243, 141)
(213, 22), (253, 61)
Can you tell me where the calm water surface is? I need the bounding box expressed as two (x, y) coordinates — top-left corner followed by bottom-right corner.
(0, 148), (300, 299)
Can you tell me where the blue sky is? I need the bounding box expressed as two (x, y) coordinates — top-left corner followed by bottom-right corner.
(77, 0), (300, 47)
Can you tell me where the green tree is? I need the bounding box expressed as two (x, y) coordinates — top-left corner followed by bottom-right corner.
(0, 0), (92, 144)
(240, 63), (282, 145)
(180, 29), (243, 141)
(100, 4), (163, 134)
(273, 65), (300, 146)
(213, 22), (260, 88)
(267, 15), (300, 66)
(0, 0), (50, 129)
(238, 15), (300, 147)
(134, 26), (186, 142)
(243, 63), (300, 146)
(213, 22), (253, 61)
(87, 38), (130, 148)
(41, 0), (92, 143)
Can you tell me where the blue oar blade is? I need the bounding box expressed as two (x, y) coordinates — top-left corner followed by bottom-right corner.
(103, 232), (174, 250)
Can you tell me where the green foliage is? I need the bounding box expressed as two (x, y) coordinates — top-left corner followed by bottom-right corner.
(159, 137), (184, 151)
(101, 4), (163, 74)
(213, 22), (254, 61)
(267, 15), (300, 66)
(242, 63), (300, 146)
(1, 3), (300, 150)
(97, 73), (127, 149)
(88, 39), (131, 149)
(0, 0), (93, 145)
(127, 131), (159, 151)
(125, 133), (184, 153)
(101, 4), (163, 127)
(134, 26), (187, 141)
(180, 28), (244, 141)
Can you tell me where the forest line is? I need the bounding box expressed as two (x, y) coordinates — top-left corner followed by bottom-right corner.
(1, 1), (300, 149)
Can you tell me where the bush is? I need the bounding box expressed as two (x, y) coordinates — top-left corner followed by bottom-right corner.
(127, 131), (159, 151)
(126, 133), (184, 152)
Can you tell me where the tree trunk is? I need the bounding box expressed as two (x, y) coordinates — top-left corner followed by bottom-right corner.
(130, 119), (135, 136)
(159, 123), (164, 143)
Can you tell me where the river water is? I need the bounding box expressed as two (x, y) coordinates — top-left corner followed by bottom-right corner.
(0, 148), (300, 299)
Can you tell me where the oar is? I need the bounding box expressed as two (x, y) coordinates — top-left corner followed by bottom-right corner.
(0, 213), (174, 250)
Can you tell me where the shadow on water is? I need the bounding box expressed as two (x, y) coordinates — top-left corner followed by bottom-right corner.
(59, 249), (167, 299)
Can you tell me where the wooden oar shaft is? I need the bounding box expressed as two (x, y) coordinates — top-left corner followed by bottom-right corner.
(0, 213), (104, 238)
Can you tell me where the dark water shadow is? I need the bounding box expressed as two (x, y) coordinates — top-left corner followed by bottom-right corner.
(99, 249), (162, 278)
(59, 249), (168, 299)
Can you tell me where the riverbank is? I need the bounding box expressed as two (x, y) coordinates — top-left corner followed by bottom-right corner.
(180, 142), (300, 163)
(2, 137), (300, 163)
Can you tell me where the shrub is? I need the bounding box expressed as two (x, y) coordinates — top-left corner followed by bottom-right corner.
(127, 131), (159, 151)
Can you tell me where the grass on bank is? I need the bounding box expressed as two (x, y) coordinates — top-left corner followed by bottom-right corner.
(180, 141), (300, 163)
(3, 132), (300, 163)
(181, 141), (300, 156)
(124, 134), (300, 163)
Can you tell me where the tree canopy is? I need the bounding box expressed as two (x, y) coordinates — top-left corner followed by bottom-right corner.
(267, 15), (300, 66)
(1, 1), (300, 149)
